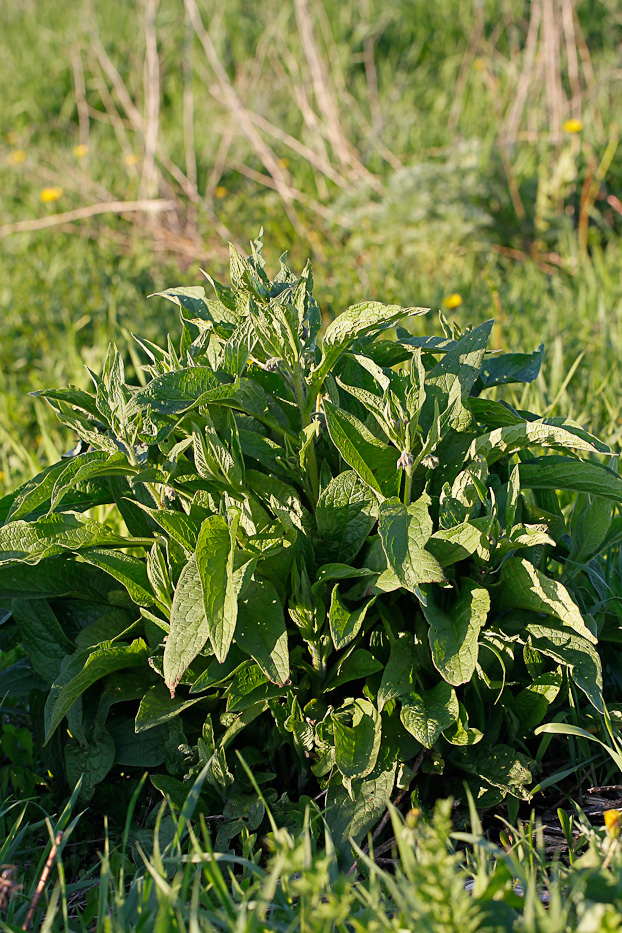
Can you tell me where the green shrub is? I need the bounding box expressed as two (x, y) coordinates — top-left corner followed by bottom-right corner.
(0, 234), (619, 855)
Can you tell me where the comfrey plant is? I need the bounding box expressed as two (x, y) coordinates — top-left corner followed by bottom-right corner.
(1, 234), (620, 854)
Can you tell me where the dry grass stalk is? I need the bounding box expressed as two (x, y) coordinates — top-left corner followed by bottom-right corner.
(21, 831), (63, 931)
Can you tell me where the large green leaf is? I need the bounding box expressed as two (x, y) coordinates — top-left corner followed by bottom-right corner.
(569, 494), (612, 564)
(50, 452), (135, 513)
(519, 456), (622, 500)
(499, 557), (596, 645)
(449, 742), (533, 799)
(400, 681), (459, 748)
(378, 496), (445, 593)
(235, 578), (289, 685)
(132, 503), (200, 553)
(315, 470), (379, 564)
(163, 555), (210, 695)
(426, 521), (485, 566)
(196, 514), (238, 662)
(313, 302), (425, 391)
(44, 638), (149, 742)
(326, 752), (397, 857)
(0, 557), (115, 602)
(467, 421), (610, 465)
(11, 598), (74, 684)
(424, 320), (493, 416)
(323, 401), (399, 496)
(328, 585), (376, 650)
(79, 549), (155, 607)
(332, 698), (381, 780)
(525, 621), (603, 712)
(425, 581), (489, 686)
(378, 634), (415, 711)
(65, 728), (116, 801)
(135, 683), (203, 732)
(0, 513), (146, 566)
(130, 368), (224, 415)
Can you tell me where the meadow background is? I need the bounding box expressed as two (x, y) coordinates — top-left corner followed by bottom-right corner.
(3, 0), (622, 928)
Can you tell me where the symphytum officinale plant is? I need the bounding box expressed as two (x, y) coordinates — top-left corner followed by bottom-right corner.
(1, 233), (621, 857)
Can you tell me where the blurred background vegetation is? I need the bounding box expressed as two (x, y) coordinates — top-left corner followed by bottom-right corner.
(1, 0), (622, 490)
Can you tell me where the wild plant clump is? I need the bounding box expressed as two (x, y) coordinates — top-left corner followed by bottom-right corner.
(1, 234), (620, 855)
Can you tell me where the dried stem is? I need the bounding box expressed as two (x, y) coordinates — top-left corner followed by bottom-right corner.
(0, 200), (176, 238)
(22, 831), (63, 931)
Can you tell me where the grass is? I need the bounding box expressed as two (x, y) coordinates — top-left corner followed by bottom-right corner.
(2, 0), (622, 928)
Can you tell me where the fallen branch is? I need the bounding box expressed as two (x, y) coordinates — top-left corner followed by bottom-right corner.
(0, 200), (176, 238)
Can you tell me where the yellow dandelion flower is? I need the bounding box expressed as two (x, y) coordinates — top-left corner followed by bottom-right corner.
(443, 293), (463, 310)
(278, 157), (289, 168)
(604, 810), (622, 838)
(39, 186), (63, 203)
(7, 131), (19, 145)
(214, 186), (227, 198)
(73, 144), (88, 158)
(472, 58), (485, 72)
(124, 153), (139, 167)
(7, 149), (26, 164)
(563, 119), (583, 134)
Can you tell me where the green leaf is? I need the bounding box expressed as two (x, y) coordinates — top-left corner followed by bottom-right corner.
(328, 585), (376, 650)
(323, 400), (399, 496)
(513, 672), (563, 732)
(499, 557), (596, 645)
(519, 456), (622, 501)
(449, 742), (533, 798)
(379, 496), (445, 593)
(424, 320), (493, 414)
(50, 452), (135, 513)
(163, 555), (210, 696)
(79, 549), (155, 607)
(326, 753), (397, 856)
(132, 503), (200, 553)
(235, 578), (289, 685)
(131, 368), (224, 415)
(425, 581), (490, 686)
(467, 421), (610, 465)
(0, 513), (146, 566)
(400, 681), (459, 748)
(442, 702), (483, 746)
(6, 460), (72, 523)
(314, 302), (426, 391)
(378, 634), (415, 712)
(65, 728), (115, 802)
(569, 494), (612, 564)
(332, 698), (381, 780)
(135, 683), (203, 732)
(315, 470), (379, 564)
(108, 718), (167, 767)
(44, 639), (149, 743)
(525, 621), (603, 712)
(325, 649), (383, 691)
(11, 598), (74, 684)
(0, 557), (115, 602)
(426, 521), (485, 566)
(196, 514), (238, 662)
(476, 345), (544, 389)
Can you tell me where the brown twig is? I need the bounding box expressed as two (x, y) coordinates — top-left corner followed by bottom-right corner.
(0, 200), (176, 238)
(22, 831), (63, 931)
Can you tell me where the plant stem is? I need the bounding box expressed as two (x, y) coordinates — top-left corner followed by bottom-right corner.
(294, 364), (319, 505)
(403, 466), (413, 506)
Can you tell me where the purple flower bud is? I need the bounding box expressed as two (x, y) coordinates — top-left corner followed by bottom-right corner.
(397, 450), (414, 470)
